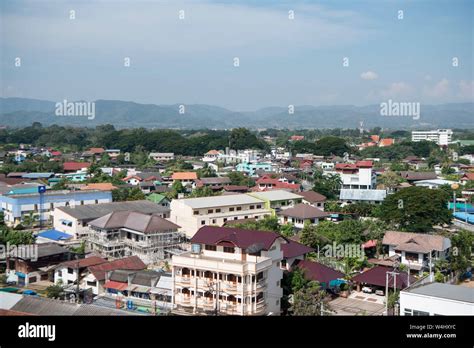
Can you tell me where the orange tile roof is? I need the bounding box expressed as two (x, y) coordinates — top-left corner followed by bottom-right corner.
(80, 183), (117, 191)
(172, 172), (198, 180)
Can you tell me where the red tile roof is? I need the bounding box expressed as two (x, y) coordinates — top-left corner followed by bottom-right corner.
(58, 256), (107, 269)
(88, 147), (105, 154)
(63, 162), (91, 171)
(103, 280), (128, 291)
(294, 260), (344, 284)
(461, 173), (474, 181)
(88, 256), (146, 281)
(355, 160), (373, 168)
(297, 190), (327, 203)
(191, 226), (284, 251)
(281, 240), (314, 259)
(351, 266), (415, 289)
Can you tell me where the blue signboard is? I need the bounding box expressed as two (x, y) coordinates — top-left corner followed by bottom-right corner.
(38, 185), (46, 193)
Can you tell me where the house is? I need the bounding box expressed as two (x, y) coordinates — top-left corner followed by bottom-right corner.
(87, 211), (185, 264)
(63, 162), (91, 173)
(146, 193), (170, 208)
(278, 203), (330, 228)
(54, 256), (108, 286)
(400, 282), (474, 316)
(123, 172), (163, 186)
(223, 185), (250, 193)
(280, 240), (314, 271)
(351, 266), (415, 293)
(382, 231), (451, 275)
(80, 183), (118, 191)
(248, 190), (303, 212)
(171, 172), (198, 186)
(399, 171), (437, 184)
(53, 200), (170, 239)
(460, 172), (474, 184)
(172, 226), (286, 315)
(379, 138), (394, 147)
(6, 243), (71, 286)
(149, 152), (175, 162)
(293, 260), (345, 289)
(253, 177), (300, 192)
(236, 162), (274, 177)
(297, 190), (326, 210)
(103, 270), (173, 309)
(336, 160), (376, 190)
(83, 256), (147, 295)
(170, 194), (271, 238)
(195, 177), (231, 191)
(202, 150), (222, 162)
(105, 149), (121, 160)
(0, 188), (112, 227)
(290, 135), (305, 141)
(413, 179), (457, 189)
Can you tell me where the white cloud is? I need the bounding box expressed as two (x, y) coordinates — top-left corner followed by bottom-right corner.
(360, 71), (378, 80)
(458, 80), (474, 100)
(423, 78), (450, 98)
(379, 82), (414, 98)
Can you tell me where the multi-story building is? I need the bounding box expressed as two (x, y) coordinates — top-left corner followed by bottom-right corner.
(0, 188), (112, 227)
(149, 152), (175, 162)
(236, 162), (275, 177)
(411, 129), (453, 146)
(53, 200), (169, 239)
(335, 161), (376, 190)
(248, 190), (303, 212)
(87, 211), (185, 264)
(383, 231), (451, 276)
(172, 226), (286, 316)
(170, 194), (272, 238)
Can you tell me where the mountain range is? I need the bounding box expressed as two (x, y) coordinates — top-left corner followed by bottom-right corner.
(0, 97), (472, 129)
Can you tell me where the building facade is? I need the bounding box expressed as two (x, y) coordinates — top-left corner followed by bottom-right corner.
(172, 226), (285, 316)
(411, 129), (453, 146)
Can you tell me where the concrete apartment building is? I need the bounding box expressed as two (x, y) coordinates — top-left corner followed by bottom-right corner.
(172, 226), (285, 316)
(87, 211), (185, 264)
(411, 129), (453, 146)
(0, 188), (112, 227)
(170, 194), (272, 238)
(53, 200), (170, 239)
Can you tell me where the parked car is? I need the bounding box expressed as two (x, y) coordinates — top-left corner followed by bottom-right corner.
(375, 290), (384, 296)
(362, 286), (373, 293)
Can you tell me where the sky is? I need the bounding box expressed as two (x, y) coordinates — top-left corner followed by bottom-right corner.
(1, 0), (473, 111)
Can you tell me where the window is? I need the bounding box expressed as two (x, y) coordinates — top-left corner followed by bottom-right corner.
(205, 245), (217, 251)
(413, 310), (429, 316)
(95, 200), (98, 204)
(87, 281), (96, 287)
(212, 219), (216, 224)
(229, 207), (235, 212)
(201, 220), (206, 225)
(216, 209), (221, 213)
(223, 218), (227, 223)
(224, 246), (235, 253)
(236, 207), (242, 211)
(276, 299), (279, 305)
(281, 260), (287, 268)
(405, 252), (418, 262)
(193, 210), (199, 215)
(244, 216), (248, 219)
(208, 209), (214, 214)
(57, 271), (62, 277)
(68, 268), (74, 274)
(250, 205), (255, 210)
(256, 204), (262, 209)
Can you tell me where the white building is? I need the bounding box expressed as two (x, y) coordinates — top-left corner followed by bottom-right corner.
(411, 129), (453, 146)
(149, 153), (175, 161)
(170, 194), (271, 239)
(335, 161), (376, 190)
(172, 226), (285, 316)
(383, 231), (451, 276)
(400, 282), (474, 316)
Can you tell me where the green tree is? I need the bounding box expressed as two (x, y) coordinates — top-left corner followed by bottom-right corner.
(312, 171), (341, 200)
(291, 281), (331, 316)
(45, 284), (64, 299)
(450, 230), (473, 275)
(377, 186), (451, 232)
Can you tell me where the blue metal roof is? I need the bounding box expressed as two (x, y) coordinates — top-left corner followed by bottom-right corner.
(37, 229), (73, 241)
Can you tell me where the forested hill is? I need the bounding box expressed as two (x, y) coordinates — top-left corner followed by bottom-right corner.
(1, 98), (473, 129)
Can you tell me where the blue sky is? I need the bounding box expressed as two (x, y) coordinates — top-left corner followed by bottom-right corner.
(1, 0), (472, 110)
